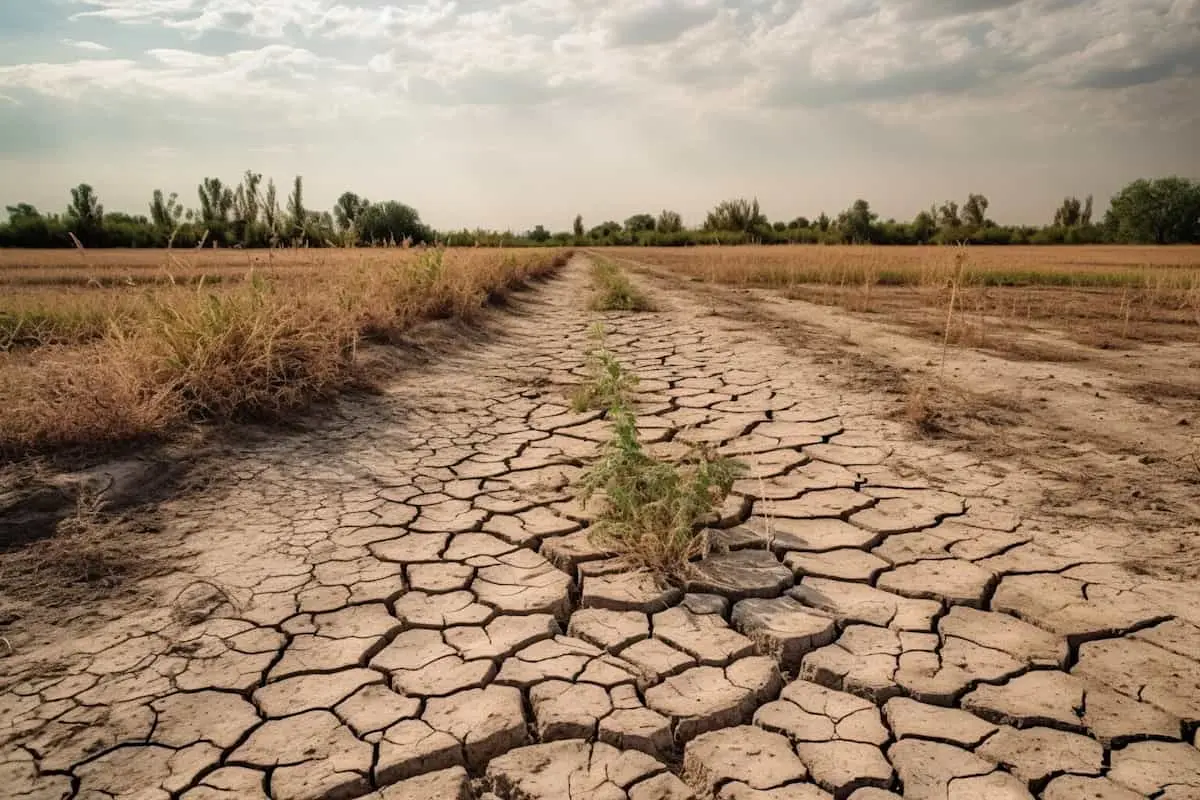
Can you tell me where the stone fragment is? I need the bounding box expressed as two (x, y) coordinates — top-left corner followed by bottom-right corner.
(683, 726), (808, 795)
(568, 608), (651, 652)
(530, 680), (613, 740)
(495, 636), (604, 687)
(422, 685), (529, 769)
(976, 726), (1103, 783)
(687, 550), (794, 600)
(682, 593), (729, 615)
(992, 573), (1166, 646)
(407, 562), (474, 593)
(629, 772), (698, 800)
(732, 596), (837, 668)
(801, 625), (936, 702)
(393, 590), (493, 627)
(599, 689), (674, 759)
(850, 488), (963, 534)
(540, 530), (615, 571)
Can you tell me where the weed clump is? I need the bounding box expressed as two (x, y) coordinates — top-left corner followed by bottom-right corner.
(577, 338), (743, 579)
(589, 258), (656, 312)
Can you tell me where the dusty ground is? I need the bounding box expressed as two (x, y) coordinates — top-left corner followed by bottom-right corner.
(2, 255), (1199, 800)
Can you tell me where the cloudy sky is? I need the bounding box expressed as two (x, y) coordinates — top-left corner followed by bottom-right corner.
(1, 0), (1197, 230)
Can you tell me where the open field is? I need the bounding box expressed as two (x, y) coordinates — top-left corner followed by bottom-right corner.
(607, 245), (1200, 352)
(0, 247), (570, 456)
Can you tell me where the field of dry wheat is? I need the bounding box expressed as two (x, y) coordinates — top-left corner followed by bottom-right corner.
(0, 246), (570, 457)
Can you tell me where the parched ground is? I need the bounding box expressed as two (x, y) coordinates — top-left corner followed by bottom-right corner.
(3, 256), (1199, 800)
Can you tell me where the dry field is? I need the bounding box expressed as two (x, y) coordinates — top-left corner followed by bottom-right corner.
(0, 246), (570, 457)
(609, 245), (1200, 354)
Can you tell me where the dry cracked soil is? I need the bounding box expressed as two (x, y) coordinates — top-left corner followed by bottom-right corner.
(2, 255), (1199, 800)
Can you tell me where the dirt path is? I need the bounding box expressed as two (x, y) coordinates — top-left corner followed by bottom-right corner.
(3, 256), (1199, 800)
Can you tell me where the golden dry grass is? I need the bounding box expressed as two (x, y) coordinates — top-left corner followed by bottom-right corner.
(610, 245), (1200, 349)
(0, 246), (570, 457)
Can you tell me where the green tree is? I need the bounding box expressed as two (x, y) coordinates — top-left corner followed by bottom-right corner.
(286, 176), (306, 240)
(624, 213), (655, 234)
(656, 209), (683, 234)
(789, 216), (810, 229)
(912, 209), (937, 243)
(816, 212), (830, 232)
(263, 179), (280, 238)
(1053, 196), (1083, 227)
(528, 224), (551, 242)
(704, 197), (767, 233)
(66, 183), (104, 243)
(334, 192), (370, 234)
(573, 214), (584, 238)
(836, 199), (877, 243)
(963, 193), (989, 228)
(198, 178), (233, 230)
(358, 201), (431, 244)
(1106, 177), (1200, 244)
(938, 200), (961, 230)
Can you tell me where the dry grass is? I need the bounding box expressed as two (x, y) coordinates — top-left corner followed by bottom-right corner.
(610, 245), (1200, 350)
(588, 257), (656, 312)
(0, 247), (570, 457)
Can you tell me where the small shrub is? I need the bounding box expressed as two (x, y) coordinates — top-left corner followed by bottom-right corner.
(577, 346), (743, 578)
(589, 258), (656, 312)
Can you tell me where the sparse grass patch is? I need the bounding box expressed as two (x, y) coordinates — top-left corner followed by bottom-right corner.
(588, 257), (656, 312)
(0, 247), (571, 458)
(576, 340), (743, 579)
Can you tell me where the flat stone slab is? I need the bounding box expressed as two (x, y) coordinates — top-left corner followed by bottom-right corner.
(652, 606), (756, 666)
(683, 726), (808, 795)
(687, 550), (794, 600)
(422, 685), (529, 770)
(770, 489), (876, 520)
(530, 681), (613, 741)
(752, 516), (882, 553)
(1107, 740), (1200, 797)
(376, 766), (471, 800)
(991, 572), (1167, 646)
(1074, 637), (1200, 723)
(732, 596), (838, 669)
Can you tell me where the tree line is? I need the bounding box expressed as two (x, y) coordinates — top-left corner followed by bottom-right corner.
(2, 174), (1197, 249)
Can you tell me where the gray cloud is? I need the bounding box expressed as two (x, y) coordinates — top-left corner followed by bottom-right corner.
(893, 0), (1025, 20)
(605, 2), (720, 47)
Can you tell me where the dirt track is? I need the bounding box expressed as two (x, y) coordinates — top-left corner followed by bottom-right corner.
(3, 256), (1199, 800)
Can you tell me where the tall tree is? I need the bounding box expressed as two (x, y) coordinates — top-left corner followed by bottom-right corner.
(656, 209), (683, 233)
(334, 191), (369, 233)
(704, 197), (766, 233)
(836, 199), (877, 243)
(572, 214), (584, 238)
(241, 171), (262, 226)
(263, 179), (279, 236)
(1081, 194), (1093, 226)
(1106, 177), (1200, 244)
(624, 213), (656, 234)
(912, 209), (937, 243)
(963, 193), (989, 228)
(938, 200), (961, 229)
(286, 176), (305, 238)
(66, 183), (104, 242)
(1053, 196), (1083, 227)
(198, 178), (233, 226)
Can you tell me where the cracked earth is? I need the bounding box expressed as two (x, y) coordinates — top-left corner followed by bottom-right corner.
(3, 256), (1199, 800)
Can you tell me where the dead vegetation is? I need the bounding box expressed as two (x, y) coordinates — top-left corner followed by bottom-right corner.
(0, 246), (571, 458)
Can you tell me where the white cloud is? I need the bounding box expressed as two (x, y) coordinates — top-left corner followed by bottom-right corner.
(62, 39), (111, 51)
(1, 0), (1197, 227)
